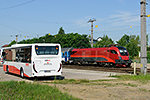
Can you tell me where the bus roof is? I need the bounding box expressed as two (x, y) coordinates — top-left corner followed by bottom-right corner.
(2, 43), (60, 49)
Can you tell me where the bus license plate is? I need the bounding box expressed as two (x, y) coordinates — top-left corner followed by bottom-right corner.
(44, 70), (51, 73)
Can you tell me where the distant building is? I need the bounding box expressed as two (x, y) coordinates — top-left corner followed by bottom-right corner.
(88, 37), (97, 44)
(88, 37), (103, 44)
(2, 44), (9, 48)
(97, 37), (103, 41)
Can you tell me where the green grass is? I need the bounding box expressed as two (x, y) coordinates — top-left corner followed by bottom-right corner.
(46, 74), (150, 87)
(51, 74), (150, 85)
(50, 74), (150, 84)
(111, 74), (150, 83)
(52, 79), (90, 84)
(115, 83), (137, 87)
(0, 81), (80, 100)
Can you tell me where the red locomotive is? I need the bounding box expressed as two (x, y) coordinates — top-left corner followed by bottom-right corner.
(70, 46), (132, 67)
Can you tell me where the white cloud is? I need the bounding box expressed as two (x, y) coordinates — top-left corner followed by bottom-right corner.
(103, 11), (139, 28)
(93, 11), (140, 42)
(116, 0), (125, 5)
(69, 11), (140, 39)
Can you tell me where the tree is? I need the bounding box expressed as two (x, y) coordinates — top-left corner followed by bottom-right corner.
(117, 34), (139, 59)
(127, 35), (139, 59)
(8, 28), (90, 48)
(94, 35), (114, 47)
(126, 40), (138, 59)
(58, 27), (65, 35)
(116, 34), (130, 46)
(7, 40), (16, 47)
(59, 33), (90, 48)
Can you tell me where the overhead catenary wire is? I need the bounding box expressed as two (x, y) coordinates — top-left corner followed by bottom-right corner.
(0, 0), (36, 10)
(0, 11), (141, 36)
(0, 8), (148, 44)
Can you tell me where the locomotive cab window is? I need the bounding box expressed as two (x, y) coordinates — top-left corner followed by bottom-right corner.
(117, 47), (128, 56)
(110, 50), (117, 54)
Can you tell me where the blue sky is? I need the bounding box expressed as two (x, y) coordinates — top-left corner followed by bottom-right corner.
(0, 0), (150, 47)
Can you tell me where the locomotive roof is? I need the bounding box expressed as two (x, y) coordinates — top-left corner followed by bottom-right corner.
(72, 46), (126, 51)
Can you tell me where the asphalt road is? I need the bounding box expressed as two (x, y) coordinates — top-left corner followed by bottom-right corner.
(62, 68), (128, 80)
(0, 65), (64, 82)
(0, 65), (128, 82)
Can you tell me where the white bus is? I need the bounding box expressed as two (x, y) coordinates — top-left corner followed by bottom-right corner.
(1, 43), (62, 78)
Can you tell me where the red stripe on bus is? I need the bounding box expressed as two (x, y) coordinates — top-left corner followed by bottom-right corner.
(3, 65), (7, 71)
(24, 73), (29, 77)
(8, 65), (20, 75)
(3, 65), (29, 77)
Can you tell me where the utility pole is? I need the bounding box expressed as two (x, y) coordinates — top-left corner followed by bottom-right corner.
(88, 18), (96, 48)
(15, 34), (18, 44)
(140, 0), (147, 75)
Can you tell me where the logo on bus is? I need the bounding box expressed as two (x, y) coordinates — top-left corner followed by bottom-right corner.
(44, 62), (52, 65)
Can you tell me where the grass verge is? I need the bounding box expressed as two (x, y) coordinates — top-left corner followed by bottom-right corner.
(52, 79), (90, 84)
(111, 74), (150, 83)
(44, 74), (150, 87)
(0, 81), (80, 100)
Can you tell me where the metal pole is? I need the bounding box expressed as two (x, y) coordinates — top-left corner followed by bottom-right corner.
(87, 18), (96, 48)
(134, 62), (136, 75)
(16, 35), (18, 44)
(91, 21), (93, 48)
(140, 0), (147, 75)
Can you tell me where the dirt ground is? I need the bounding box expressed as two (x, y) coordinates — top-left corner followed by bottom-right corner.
(48, 80), (150, 100)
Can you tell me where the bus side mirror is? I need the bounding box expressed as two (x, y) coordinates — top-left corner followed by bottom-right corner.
(2, 52), (6, 56)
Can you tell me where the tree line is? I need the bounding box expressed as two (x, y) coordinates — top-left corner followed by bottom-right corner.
(7, 27), (150, 59)
(8, 27), (91, 48)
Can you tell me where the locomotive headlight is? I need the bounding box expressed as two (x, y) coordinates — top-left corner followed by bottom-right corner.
(119, 56), (122, 59)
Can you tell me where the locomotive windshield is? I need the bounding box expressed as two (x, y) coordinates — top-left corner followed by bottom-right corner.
(117, 47), (128, 56)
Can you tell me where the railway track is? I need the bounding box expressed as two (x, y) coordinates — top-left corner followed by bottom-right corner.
(63, 64), (150, 74)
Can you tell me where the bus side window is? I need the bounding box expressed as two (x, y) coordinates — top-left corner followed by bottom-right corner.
(2, 52), (6, 56)
(2, 52), (6, 60)
(27, 53), (31, 63)
(15, 52), (19, 62)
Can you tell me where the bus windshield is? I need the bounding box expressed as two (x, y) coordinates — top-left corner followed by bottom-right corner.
(117, 47), (128, 56)
(35, 46), (59, 55)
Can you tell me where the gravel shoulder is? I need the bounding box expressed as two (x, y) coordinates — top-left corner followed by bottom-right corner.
(46, 80), (150, 100)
